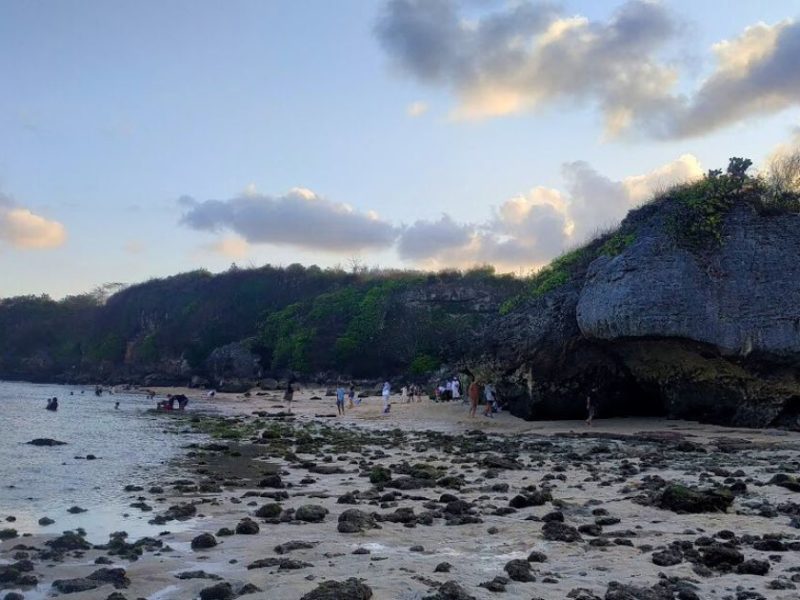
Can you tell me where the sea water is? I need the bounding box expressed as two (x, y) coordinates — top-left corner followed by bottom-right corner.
(0, 380), (212, 542)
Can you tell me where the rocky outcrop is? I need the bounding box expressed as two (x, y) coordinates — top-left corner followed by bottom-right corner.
(205, 339), (261, 386)
(578, 204), (800, 355)
(481, 198), (800, 429)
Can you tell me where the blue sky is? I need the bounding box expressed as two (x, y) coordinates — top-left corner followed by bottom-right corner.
(2, 0), (800, 298)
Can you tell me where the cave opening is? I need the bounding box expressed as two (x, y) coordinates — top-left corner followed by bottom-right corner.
(604, 378), (667, 418)
(772, 395), (800, 430)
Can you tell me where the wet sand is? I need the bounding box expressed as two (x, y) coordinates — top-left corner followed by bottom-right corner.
(2, 388), (800, 599)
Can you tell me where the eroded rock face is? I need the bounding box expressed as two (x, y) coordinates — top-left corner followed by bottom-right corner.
(481, 201), (800, 429)
(578, 205), (800, 356)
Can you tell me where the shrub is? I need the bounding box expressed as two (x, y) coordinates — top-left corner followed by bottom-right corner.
(409, 353), (439, 374)
(600, 231), (636, 256)
(499, 246), (596, 314)
(668, 157), (758, 249)
(760, 150), (800, 215)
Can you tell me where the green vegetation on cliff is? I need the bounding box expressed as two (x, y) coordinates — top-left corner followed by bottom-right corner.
(499, 157), (800, 316)
(4, 158), (798, 386)
(0, 264), (521, 383)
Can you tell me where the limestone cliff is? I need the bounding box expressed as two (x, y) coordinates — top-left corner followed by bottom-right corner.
(480, 174), (800, 429)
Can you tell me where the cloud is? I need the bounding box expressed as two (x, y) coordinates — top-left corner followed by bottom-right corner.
(205, 236), (250, 259)
(622, 153), (703, 202)
(179, 187), (398, 252)
(767, 126), (800, 162)
(377, 0), (680, 135)
(378, 2), (800, 138)
(406, 100), (429, 117)
(0, 194), (66, 250)
(658, 20), (800, 138)
(397, 214), (473, 260)
(180, 156), (702, 272)
(396, 154), (702, 270)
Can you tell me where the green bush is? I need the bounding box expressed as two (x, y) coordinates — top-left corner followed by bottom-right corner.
(409, 353), (440, 374)
(668, 157), (757, 249)
(600, 232), (636, 256)
(499, 246), (596, 314)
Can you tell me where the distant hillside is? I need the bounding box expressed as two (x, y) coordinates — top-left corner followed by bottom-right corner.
(0, 264), (522, 387)
(5, 156), (800, 430)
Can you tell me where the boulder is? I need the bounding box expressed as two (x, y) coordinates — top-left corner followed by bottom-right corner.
(26, 438), (66, 446)
(235, 518), (260, 535)
(87, 568), (130, 589)
(259, 378), (279, 391)
(504, 558), (534, 582)
(427, 581), (476, 600)
(657, 484), (733, 514)
(198, 582), (234, 600)
(337, 509), (378, 533)
(205, 340), (261, 382)
(542, 521), (582, 543)
(254, 503), (283, 519)
(191, 533), (217, 550)
(299, 578), (372, 599)
(295, 505), (328, 523)
(700, 543), (744, 571)
(52, 578), (99, 594)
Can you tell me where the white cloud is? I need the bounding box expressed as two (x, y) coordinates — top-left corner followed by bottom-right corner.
(180, 154), (703, 272)
(397, 214), (473, 261)
(0, 194), (66, 250)
(396, 154), (703, 270)
(179, 187), (398, 252)
(377, 0), (680, 136)
(622, 154), (704, 203)
(378, 2), (800, 139)
(406, 100), (429, 117)
(661, 19), (800, 138)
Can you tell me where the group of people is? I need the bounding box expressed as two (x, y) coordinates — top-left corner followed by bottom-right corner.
(45, 397), (59, 411)
(156, 393), (189, 411)
(329, 381), (423, 416)
(465, 380), (500, 418)
(435, 377), (462, 401)
(399, 384), (424, 403)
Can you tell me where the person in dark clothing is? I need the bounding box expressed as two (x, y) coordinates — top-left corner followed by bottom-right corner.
(586, 387), (599, 426)
(284, 381), (295, 414)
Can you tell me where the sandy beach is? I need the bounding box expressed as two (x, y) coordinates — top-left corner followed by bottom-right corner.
(2, 387), (800, 600)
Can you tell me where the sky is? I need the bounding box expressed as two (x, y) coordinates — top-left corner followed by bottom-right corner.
(2, 0), (800, 298)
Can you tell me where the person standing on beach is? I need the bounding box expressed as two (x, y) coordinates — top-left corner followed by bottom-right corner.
(413, 384), (422, 402)
(586, 387), (598, 426)
(381, 381), (391, 414)
(348, 384), (356, 409)
(401, 385), (409, 403)
(483, 383), (495, 418)
(335, 385), (346, 416)
(452, 377), (462, 402)
(468, 380), (480, 417)
(284, 381), (295, 414)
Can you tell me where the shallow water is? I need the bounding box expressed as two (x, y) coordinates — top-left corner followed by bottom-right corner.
(0, 380), (211, 542)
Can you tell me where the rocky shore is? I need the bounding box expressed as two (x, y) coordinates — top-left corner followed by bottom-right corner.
(2, 389), (800, 599)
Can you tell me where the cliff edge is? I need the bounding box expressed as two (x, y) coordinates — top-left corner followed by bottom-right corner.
(481, 159), (800, 429)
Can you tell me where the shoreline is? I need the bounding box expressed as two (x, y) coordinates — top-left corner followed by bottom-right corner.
(2, 388), (800, 599)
